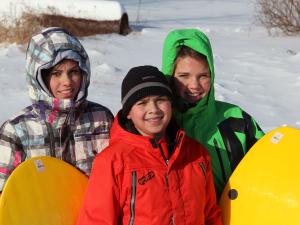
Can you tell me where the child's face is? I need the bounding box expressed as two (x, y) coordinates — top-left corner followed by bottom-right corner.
(173, 56), (211, 104)
(45, 59), (82, 99)
(127, 95), (172, 137)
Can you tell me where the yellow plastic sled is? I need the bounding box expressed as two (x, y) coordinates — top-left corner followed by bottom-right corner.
(219, 126), (300, 225)
(0, 156), (88, 225)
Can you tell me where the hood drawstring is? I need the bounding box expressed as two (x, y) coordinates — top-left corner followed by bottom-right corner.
(59, 102), (86, 164)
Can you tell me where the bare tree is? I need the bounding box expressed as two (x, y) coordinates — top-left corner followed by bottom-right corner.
(256, 0), (300, 35)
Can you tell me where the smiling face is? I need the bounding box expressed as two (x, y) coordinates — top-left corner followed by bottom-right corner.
(127, 95), (172, 137)
(173, 55), (211, 104)
(44, 59), (82, 99)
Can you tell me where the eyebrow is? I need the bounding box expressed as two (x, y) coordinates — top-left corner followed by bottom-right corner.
(176, 70), (210, 75)
(52, 65), (80, 72)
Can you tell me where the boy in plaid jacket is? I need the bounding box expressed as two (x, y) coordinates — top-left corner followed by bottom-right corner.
(0, 27), (114, 191)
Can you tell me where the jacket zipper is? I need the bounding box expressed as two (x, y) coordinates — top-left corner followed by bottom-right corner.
(129, 171), (137, 225)
(159, 143), (175, 225)
(152, 137), (175, 224)
(45, 122), (55, 157)
(158, 143), (169, 166)
(165, 172), (175, 225)
(165, 173), (169, 187)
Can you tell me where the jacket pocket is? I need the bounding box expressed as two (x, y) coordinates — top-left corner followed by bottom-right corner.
(74, 131), (109, 159)
(129, 171), (137, 225)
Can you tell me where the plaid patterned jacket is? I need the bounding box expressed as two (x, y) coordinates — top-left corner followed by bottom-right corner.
(0, 28), (114, 191)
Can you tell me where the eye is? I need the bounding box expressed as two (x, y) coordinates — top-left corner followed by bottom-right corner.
(176, 73), (188, 79)
(136, 100), (147, 105)
(50, 71), (61, 77)
(157, 96), (169, 102)
(199, 73), (210, 81)
(69, 68), (81, 76)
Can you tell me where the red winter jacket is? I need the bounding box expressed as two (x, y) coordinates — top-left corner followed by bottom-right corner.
(77, 113), (222, 225)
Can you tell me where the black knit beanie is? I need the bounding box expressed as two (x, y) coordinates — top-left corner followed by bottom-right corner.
(121, 65), (173, 116)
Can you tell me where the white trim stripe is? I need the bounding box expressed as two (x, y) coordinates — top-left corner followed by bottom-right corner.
(121, 82), (172, 105)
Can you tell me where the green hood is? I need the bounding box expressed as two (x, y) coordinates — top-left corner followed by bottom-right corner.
(161, 28), (217, 141)
(162, 29), (264, 199)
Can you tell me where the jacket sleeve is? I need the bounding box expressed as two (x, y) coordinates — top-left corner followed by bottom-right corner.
(0, 121), (23, 192)
(204, 152), (223, 225)
(76, 149), (122, 225)
(242, 111), (264, 151)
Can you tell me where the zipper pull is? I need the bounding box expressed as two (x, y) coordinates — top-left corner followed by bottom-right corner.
(165, 173), (169, 187)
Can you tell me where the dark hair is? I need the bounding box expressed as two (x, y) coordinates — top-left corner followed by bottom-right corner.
(173, 46), (208, 74)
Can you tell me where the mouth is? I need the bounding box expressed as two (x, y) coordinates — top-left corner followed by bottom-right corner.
(187, 92), (202, 97)
(185, 91), (203, 102)
(186, 91), (203, 98)
(145, 115), (164, 123)
(58, 89), (74, 97)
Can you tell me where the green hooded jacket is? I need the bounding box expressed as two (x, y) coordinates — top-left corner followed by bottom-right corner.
(162, 28), (264, 198)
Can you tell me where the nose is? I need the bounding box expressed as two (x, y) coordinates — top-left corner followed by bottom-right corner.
(60, 73), (72, 86)
(148, 100), (160, 114)
(189, 77), (201, 90)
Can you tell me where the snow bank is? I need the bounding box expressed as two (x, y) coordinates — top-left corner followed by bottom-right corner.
(0, 0), (126, 27)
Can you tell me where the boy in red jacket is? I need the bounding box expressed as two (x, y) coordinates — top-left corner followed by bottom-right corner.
(77, 66), (222, 225)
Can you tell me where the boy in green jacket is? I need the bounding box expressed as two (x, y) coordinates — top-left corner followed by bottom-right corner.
(162, 28), (264, 199)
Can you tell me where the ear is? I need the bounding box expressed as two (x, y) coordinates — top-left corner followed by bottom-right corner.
(126, 113), (131, 120)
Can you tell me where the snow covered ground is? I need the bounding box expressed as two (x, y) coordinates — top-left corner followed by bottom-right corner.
(0, 0), (299, 132)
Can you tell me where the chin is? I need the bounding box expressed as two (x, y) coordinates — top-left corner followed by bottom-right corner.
(61, 95), (74, 99)
(186, 99), (199, 104)
(141, 129), (157, 136)
(150, 128), (166, 136)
